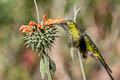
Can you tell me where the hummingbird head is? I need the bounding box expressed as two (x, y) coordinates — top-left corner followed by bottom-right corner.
(57, 20), (86, 32)
(56, 20), (77, 30)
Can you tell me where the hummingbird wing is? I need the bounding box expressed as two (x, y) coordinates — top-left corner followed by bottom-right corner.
(83, 33), (114, 80)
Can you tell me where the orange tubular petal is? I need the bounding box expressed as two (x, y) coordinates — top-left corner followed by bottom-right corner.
(44, 19), (54, 25)
(37, 23), (41, 28)
(42, 14), (47, 26)
(22, 29), (26, 33)
(26, 27), (33, 31)
(20, 25), (33, 33)
(44, 18), (64, 25)
(29, 21), (37, 26)
(53, 18), (64, 23)
(47, 19), (54, 22)
(42, 14), (47, 22)
(19, 25), (29, 31)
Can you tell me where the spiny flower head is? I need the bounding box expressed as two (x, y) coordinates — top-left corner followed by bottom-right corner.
(19, 14), (64, 55)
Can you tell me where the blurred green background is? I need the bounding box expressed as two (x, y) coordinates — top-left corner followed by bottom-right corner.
(0, 0), (120, 80)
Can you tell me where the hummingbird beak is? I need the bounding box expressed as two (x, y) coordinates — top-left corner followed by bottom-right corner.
(55, 22), (67, 26)
(45, 22), (67, 28)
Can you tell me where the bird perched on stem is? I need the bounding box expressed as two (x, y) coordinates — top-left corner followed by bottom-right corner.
(47, 20), (114, 80)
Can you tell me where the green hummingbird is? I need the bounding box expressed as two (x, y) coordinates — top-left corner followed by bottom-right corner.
(47, 20), (114, 80)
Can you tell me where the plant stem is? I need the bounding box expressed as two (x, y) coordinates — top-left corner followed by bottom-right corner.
(74, 5), (86, 80)
(70, 47), (75, 62)
(34, 0), (40, 23)
(74, 5), (77, 22)
(78, 51), (86, 80)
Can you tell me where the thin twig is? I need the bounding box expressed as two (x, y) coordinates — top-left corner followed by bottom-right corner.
(74, 6), (81, 22)
(70, 47), (75, 62)
(78, 51), (86, 80)
(74, 5), (77, 22)
(74, 5), (86, 80)
(34, 0), (40, 23)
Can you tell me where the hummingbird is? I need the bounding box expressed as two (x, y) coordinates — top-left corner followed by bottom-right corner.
(47, 20), (114, 80)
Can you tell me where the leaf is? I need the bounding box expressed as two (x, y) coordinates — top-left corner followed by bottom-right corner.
(40, 54), (52, 80)
(49, 58), (56, 72)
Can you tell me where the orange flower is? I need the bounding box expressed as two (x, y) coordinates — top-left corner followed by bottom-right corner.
(19, 25), (33, 33)
(28, 21), (37, 26)
(42, 14), (64, 25)
(44, 19), (54, 25)
(19, 14), (65, 34)
(37, 23), (41, 28)
(44, 18), (64, 25)
(42, 14), (47, 24)
(53, 18), (64, 23)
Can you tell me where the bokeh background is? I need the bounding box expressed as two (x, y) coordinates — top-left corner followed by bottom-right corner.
(0, 0), (120, 80)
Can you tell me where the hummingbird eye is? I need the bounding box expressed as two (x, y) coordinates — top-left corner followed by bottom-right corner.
(58, 22), (67, 27)
(64, 22), (67, 26)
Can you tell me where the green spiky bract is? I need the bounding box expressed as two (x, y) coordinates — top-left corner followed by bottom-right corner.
(23, 25), (57, 55)
(22, 24), (57, 80)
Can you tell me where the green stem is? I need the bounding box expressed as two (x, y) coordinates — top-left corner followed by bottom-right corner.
(74, 5), (86, 80)
(70, 47), (75, 62)
(74, 5), (77, 22)
(34, 0), (40, 23)
(78, 51), (86, 80)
